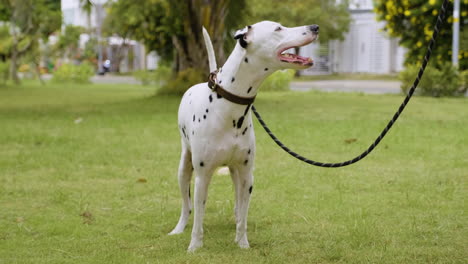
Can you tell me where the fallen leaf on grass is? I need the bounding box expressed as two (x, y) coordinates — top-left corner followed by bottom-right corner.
(15, 217), (24, 223)
(137, 178), (147, 183)
(80, 211), (94, 224)
(344, 138), (358, 144)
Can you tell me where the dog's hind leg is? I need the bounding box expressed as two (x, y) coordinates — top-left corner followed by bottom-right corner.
(169, 145), (193, 235)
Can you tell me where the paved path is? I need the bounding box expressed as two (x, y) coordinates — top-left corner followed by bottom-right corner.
(290, 80), (401, 94)
(88, 75), (403, 94)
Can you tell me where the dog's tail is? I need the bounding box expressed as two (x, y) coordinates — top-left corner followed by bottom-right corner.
(202, 27), (217, 72)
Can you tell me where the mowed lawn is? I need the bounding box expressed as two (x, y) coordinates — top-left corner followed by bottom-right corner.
(0, 82), (466, 263)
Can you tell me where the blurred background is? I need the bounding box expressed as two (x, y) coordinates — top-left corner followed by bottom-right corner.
(0, 0), (465, 95)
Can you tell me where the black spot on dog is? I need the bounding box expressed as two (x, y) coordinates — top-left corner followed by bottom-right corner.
(192, 131), (194, 135)
(203, 200), (206, 205)
(264, 68), (268, 71)
(198, 118), (201, 123)
(249, 186), (253, 194)
(248, 149), (251, 154)
(189, 210), (192, 214)
(245, 57), (248, 63)
(193, 115), (195, 122)
(242, 126), (248, 135)
(219, 80), (222, 84)
(203, 115), (206, 119)
(237, 116), (244, 129)
(302, 32), (307, 35)
(206, 109), (209, 113)
(248, 25), (252, 29)
(200, 161), (204, 167)
(189, 188), (191, 198)
(189, 92), (192, 96)
(247, 87), (252, 94)
(233, 120), (236, 127)
(209, 94), (213, 102)
(232, 77), (235, 83)
(182, 128), (187, 138)
(244, 159), (248, 165)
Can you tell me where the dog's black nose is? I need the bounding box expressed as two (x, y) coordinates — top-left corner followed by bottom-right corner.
(309, 24), (319, 33)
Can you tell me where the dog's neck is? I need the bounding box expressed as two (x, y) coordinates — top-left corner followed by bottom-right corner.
(217, 44), (274, 99)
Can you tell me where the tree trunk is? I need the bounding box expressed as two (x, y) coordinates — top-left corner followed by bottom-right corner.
(169, 0), (231, 74)
(10, 41), (20, 84)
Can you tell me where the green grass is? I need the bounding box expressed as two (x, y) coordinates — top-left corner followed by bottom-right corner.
(296, 73), (399, 81)
(0, 82), (466, 263)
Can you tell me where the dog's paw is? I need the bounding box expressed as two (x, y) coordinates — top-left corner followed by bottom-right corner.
(168, 229), (183, 235)
(235, 235), (250, 249)
(238, 238), (250, 249)
(187, 239), (203, 252)
(168, 225), (186, 235)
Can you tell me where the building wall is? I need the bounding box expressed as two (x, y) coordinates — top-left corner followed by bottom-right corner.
(301, 2), (407, 75)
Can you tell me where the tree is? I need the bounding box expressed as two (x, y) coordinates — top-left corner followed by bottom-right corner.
(374, 0), (467, 70)
(0, 0), (61, 84)
(247, 0), (351, 42)
(55, 25), (84, 61)
(104, 0), (247, 75)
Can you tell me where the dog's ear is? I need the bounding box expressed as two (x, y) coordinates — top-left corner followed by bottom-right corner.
(234, 25), (252, 48)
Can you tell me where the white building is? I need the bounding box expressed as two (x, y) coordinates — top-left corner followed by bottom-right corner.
(301, 0), (406, 75)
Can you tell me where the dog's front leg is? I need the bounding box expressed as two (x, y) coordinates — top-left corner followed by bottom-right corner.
(235, 167), (254, 249)
(229, 167), (241, 223)
(188, 170), (213, 252)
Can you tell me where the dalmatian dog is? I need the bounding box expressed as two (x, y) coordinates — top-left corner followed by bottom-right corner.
(169, 21), (319, 252)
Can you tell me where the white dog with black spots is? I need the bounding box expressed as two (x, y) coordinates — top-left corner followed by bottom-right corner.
(169, 21), (319, 252)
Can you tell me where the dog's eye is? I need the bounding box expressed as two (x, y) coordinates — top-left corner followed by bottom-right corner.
(275, 26), (282, 32)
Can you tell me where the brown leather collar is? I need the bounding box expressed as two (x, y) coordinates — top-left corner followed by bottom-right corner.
(208, 70), (256, 105)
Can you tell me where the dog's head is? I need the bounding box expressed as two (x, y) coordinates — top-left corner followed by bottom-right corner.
(234, 21), (319, 70)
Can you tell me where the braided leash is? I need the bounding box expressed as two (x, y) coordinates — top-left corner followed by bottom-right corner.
(252, 0), (449, 168)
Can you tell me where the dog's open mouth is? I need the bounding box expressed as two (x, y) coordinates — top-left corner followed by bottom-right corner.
(278, 46), (313, 67)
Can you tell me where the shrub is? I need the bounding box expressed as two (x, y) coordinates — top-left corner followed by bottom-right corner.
(399, 63), (467, 97)
(159, 68), (204, 95)
(259, 69), (295, 92)
(133, 65), (172, 86)
(0, 61), (9, 85)
(133, 70), (153, 85)
(52, 62), (95, 84)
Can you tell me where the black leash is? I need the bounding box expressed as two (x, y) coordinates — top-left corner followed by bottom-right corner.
(252, 0), (449, 168)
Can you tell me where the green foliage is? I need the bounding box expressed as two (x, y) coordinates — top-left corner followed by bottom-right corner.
(133, 65), (172, 86)
(55, 25), (84, 59)
(374, 0), (467, 70)
(247, 0), (351, 42)
(52, 62), (95, 84)
(260, 70), (295, 92)
(0, 0), (62, 83)
(158, 68), (204, 95)
(0, 25), (12, 57)
(399, 62), (467, 97)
